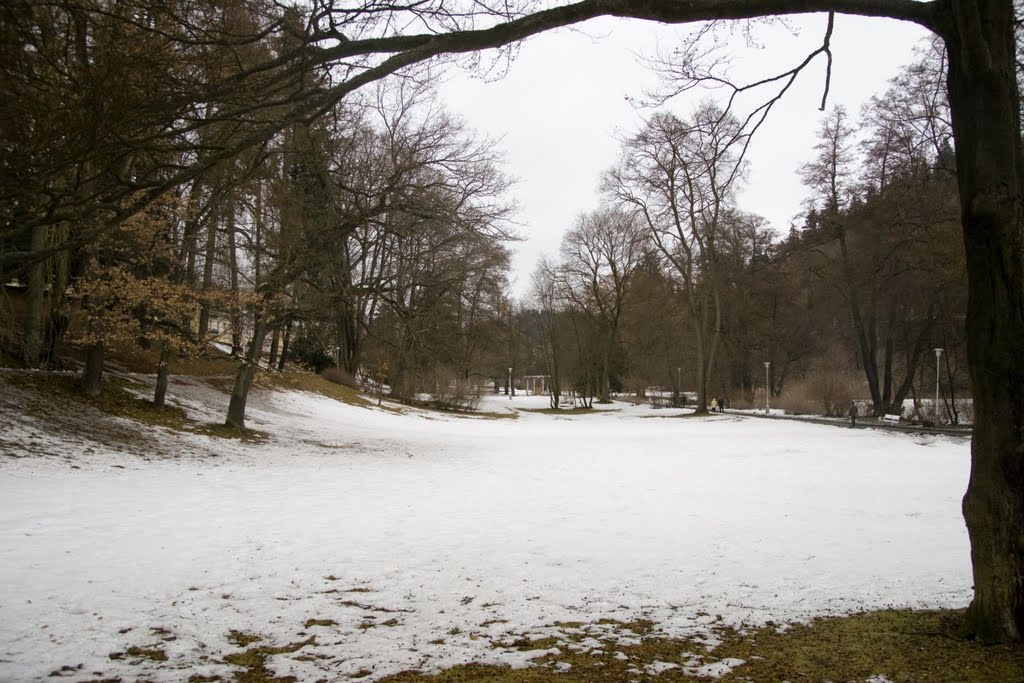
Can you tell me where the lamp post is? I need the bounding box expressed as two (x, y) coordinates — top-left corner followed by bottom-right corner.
(934, 348), (943, 423)
(764, 361), (771, 415)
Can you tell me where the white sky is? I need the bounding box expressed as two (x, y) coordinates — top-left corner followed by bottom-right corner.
(437, 13), (934, 299)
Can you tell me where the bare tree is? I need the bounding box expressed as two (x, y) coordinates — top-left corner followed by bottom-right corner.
(556, 207), (647, 402)
(2, 0), (1022, 644)
(607, 103), (745, 412)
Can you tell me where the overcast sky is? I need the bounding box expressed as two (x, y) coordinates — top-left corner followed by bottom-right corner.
(437, 13), (934, 299)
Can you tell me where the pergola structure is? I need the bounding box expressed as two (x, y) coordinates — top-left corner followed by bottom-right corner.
(520, 375), (549, 396)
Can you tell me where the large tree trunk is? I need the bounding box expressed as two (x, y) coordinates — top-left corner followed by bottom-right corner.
(943, 0), (1024, 644)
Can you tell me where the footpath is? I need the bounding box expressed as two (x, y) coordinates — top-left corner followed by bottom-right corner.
(727, 408), (972, 438)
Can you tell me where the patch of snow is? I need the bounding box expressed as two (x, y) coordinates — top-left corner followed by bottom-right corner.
(0, 372), (973, 681)
(690, 657), (747, 678)
(646, 660), (680, 675)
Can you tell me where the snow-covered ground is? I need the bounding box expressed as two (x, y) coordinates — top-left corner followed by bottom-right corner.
(0, 375), (973, 681)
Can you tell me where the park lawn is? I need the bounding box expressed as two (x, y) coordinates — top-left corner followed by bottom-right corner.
(0, 373), (976, 681)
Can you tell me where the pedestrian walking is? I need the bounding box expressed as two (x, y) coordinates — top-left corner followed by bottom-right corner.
(848, 401), (858, 428)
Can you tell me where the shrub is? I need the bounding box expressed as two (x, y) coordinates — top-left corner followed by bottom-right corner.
(412, 367), (482, 412)
(776, 373), (862, 417)
(289, 334), (333, 373)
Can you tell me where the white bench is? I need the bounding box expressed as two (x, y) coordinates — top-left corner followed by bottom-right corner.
(879, 414), (901, 425)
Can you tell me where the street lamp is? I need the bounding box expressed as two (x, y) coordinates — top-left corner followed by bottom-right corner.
(764, 361), (771, 415)
(934, 348), (943, 423)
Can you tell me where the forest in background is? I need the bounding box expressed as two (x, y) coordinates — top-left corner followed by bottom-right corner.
(0, 2), (967, 428)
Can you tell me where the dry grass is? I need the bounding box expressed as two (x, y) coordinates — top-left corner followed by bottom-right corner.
(773, 373), (863, 417)
(55, 609), (1017, 683)
(519, 407), (604, 415)
(257, 370), (374, 408)
(320, 366), (359, 388)
(4, 371), (191, 432)
(377, 610), (1024, 683)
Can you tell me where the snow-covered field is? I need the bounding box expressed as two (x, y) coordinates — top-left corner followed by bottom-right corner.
(0, 375), (973, 681)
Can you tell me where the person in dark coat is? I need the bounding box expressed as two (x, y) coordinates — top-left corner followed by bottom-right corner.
(848, 401), (858, 428)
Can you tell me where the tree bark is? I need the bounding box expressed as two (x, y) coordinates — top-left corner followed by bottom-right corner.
(940, 0), (1024, 644)
(226, 204), (243, 357)
(154, 341), (171, 410)
(277, 319), (291, 371)
(22, 226), (48, 367)
(81, 341), (104, 397)
(225, 317), (268, 432)
(268, 326), (280, 369)
(197, 214), (217, 340)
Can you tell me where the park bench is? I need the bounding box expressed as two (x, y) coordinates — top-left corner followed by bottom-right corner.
(879, 414), (902, 425)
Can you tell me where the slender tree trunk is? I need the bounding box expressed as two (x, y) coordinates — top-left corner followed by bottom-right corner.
(942, 0), (1024, 644)
(268, 326), (280, 369)
(943, 349), (960, 425)
(226, 205), (243, 357)
(197, 215), (217, 340)
(81, 341), (104, 397)
(154, 341), (171, 410)
(179, 179), (203, 287)
(838, 225), (883, 414)
(887, 315), (936, 415)
(277, 319), (291, 371)
(599, 341), (611, 403)
(692, 326), (707, 413)
(339, 307), (362, 376)
(882, 330), (894, 408)
(22, 226), (48, 367)
(225, 316), (268, 432)
(705, 277), (724, 403)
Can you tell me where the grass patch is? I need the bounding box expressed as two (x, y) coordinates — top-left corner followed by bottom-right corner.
(713, 609), (1024, 682)
(124, 645), (168, 661)
(193, 422), (270, 442)
(518, 407), (601, 415)
(5, 372), (191, 431)
(223, 635), (315, 682)
(227, 630), (263, 648)
(259, 371), (373, 408)
(500, 636), (559, 651)
(378, 609), (1024, 682)
(465, 410), (518, 420)
(302, 619), (336, 628)
(106, 344), (239, 376)
(359, 618), (401, 630)
(665, 410), (719, 419)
